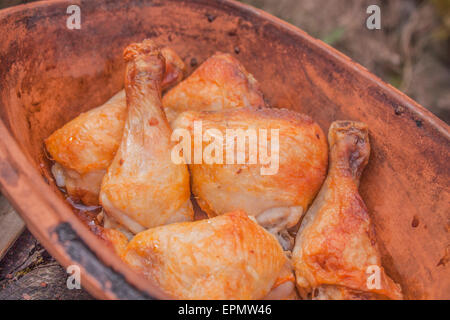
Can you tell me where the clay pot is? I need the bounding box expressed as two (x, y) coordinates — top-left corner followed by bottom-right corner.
(0, 0), (448, 299)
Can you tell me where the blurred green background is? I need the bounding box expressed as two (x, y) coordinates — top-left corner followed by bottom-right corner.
(2, 0), (449, 123)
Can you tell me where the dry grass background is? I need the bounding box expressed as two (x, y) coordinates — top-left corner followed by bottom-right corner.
(2, 0), (449, 123)
(240, 0), (450, 123)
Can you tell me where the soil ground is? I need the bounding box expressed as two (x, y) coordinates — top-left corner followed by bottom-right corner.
(241, 0), (450, 123)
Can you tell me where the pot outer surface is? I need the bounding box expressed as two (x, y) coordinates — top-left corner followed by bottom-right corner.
(0, 0), (448, 299)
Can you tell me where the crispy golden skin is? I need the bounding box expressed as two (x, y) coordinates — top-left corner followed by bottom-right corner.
(162, 52), (265, 123)
(292, 121), (403, 300)
(45, 47), (185, 206)
(172, 108), (328, 249)
(121, 211), (295, 300)
(98, 228), (129, 256)
(99, 40), (193, 234)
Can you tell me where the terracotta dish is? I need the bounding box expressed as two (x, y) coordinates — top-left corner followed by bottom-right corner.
(0, 0), (448, 299)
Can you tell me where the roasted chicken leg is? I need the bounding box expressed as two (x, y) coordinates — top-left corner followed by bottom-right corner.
(121, 211), (296, 300)
(162, 52), (265, 123)
(99, 40), (193, 234)
(172, 108), (328, 249)
(292, 121), (403, 300)
(45, 47), (185, 206)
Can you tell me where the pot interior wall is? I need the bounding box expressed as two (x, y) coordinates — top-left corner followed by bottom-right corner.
(0, 0), (448, 299)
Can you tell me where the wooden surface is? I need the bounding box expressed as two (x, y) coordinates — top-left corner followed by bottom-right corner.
(0, 193), (92, 300)
(0, 194), (25, 260)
